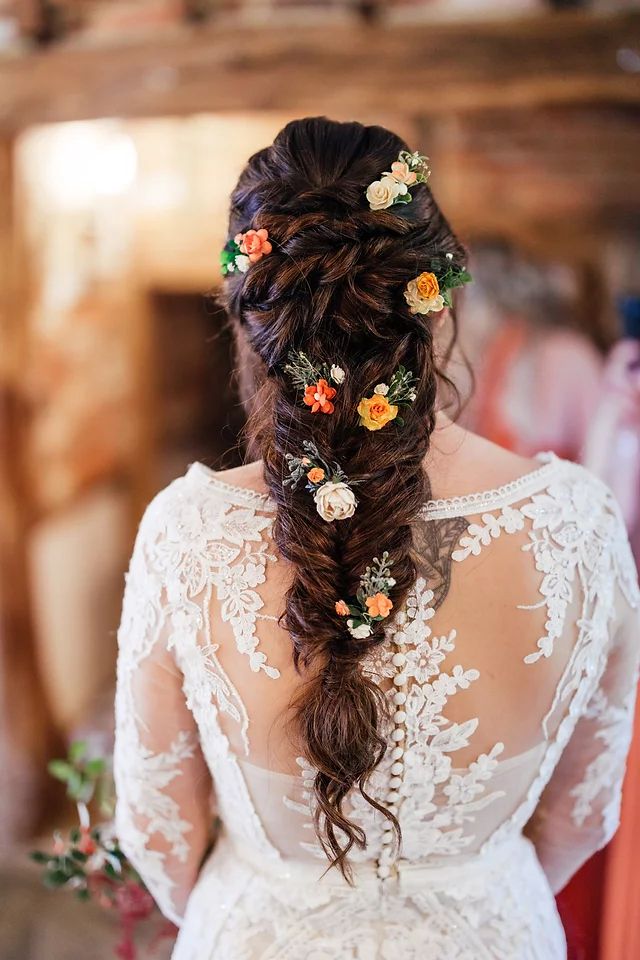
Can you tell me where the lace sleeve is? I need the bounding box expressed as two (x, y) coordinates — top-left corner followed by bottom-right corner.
(114, 489), (214, 926)
(526, 591), (640, 894)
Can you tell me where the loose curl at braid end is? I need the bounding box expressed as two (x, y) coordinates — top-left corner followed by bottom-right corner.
(219, 117), (467, 879)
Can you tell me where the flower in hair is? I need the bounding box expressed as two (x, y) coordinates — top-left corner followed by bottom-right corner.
(304, 379), (336, 415)
(405, 259), (472, 315)
(284, 440), (358, 522)
(357, 394), (398, 431)
(405, 273), (445, 316)
(284, 350), (345, 413)
(358, 366), (418, 431)
(220, 228), (272, 277)
(335, 552), (395, 639)
(366, 150), (430, 211)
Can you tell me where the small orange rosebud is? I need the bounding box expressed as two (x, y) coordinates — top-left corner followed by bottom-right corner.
(307, 467), (325, 484)
(335, 600), (349, 616)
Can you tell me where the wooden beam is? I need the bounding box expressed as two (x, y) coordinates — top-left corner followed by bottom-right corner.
(0, 11), (638, 132)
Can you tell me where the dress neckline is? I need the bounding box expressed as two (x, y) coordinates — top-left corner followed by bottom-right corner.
(188, 452), (565, 520)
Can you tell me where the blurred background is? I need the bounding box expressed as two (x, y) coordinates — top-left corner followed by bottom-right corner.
(1, 1), (640, 958)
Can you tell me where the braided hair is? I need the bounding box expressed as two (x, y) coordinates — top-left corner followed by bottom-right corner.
(220, 117), (466, 878)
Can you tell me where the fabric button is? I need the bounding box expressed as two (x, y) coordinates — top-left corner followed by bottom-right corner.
(391, 746), (404, 760)
(390, 776), (402, 789)
(388, 791), (400, 803)
(393, 673), (407, 687)
(391, 729), (404, 742)
(393, 710), (407, 723)
(393, 691), (407, 705)
(392, 652), (406, 667)
(391, 762), (404, 776)
(377, 865), (391, 879)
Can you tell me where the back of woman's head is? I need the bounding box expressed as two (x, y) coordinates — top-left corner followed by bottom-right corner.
(221, 117), (466, 877)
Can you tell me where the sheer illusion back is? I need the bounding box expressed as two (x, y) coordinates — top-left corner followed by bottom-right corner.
(114, 452), (639, 960)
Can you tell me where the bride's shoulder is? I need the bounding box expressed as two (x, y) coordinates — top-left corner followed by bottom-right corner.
(427, 423), (620, 516)
(132, 459), (273, 548)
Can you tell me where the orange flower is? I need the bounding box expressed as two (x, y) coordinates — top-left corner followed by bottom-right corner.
(365, 593), (394, 619)
(335, 599), (350, 616)
(307, 467), (325, 484)
(357, 394), (398, 431)
(416, 271), (440, 300)
(236, 228), (273, 263)
(78, 828), (97, 856)
(303, 379), (337, 414)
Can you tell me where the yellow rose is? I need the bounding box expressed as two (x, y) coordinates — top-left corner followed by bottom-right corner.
(416, 272), (440, 300)
(357, 394), (399, 431)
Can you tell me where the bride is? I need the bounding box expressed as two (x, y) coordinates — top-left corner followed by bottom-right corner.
(114, 118), (639, 959)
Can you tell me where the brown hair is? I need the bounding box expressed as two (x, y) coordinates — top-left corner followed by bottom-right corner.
(221, 117), (465, 877)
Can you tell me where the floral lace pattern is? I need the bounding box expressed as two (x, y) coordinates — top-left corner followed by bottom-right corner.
(114, 457), (640, 958)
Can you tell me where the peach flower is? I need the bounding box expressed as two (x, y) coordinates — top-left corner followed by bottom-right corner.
(357, 394), (398, 431)
(335, 600), (350, 616)
(365, 593), (394, 619)
(307, 467), (325, 484)
(235, 228), (272, 263)
(303, 379), (337, 414)
(388, 161), (417, 186)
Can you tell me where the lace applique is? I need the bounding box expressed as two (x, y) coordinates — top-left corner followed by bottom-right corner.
(451, 506), (525, 562)
(211, 539), (280, 677)
(570, 687), (637, 830)
(391, 584), (505, 862)
(115, 727), (197, 917)
(286, 579), (506, 868)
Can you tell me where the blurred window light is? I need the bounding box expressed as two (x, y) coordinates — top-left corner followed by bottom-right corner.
(43, 126), (138, 208)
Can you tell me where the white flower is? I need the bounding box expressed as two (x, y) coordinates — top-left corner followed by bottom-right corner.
(330, 365), (345, 384)
(347, 620), (372, 639)
(235, 254), (250, 273)
(374, 383), (389, 395)
(314, 481), (357, 522)
(366, 175), (406, 211)
(404, 278), (445, 316)
(408, 392), (417, 402)
(446, 252), (453, 260)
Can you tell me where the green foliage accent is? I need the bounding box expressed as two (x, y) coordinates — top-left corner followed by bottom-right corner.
(386, 366), (418, 407)
(283, 350), (331, 391)
(220, 238), (242, 277)
(284, 440), (352, 495)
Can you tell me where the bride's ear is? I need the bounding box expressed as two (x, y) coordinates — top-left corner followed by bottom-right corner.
(435, 307), (451, 331)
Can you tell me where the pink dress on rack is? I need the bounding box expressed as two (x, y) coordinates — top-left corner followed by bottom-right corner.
(470, 322), (603, 463)
(583, 337), (640, 960)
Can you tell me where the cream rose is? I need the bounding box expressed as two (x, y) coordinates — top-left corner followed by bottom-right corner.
(314, 481), (357, 522)
(366, 175), (407, 211)
(374, 383), (389, 395)
(330, 364), (346, 384)
(404, 278), (445, 316)
(347, 620), (372, 639)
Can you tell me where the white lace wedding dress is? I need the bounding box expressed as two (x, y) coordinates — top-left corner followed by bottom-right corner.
(114, 453), (640, 960)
